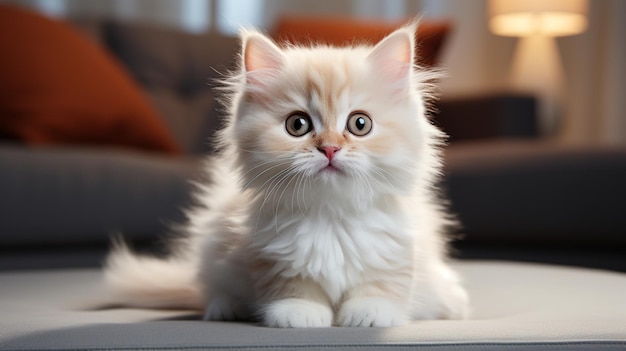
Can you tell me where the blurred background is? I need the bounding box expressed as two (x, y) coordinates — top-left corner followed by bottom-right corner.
(0, 0), (624, 272)
(5, 0), (625, 143)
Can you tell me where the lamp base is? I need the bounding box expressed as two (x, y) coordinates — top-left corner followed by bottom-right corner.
(510, 34), (564, 136)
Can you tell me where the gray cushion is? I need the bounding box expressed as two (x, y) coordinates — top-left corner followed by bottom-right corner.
(145, 88), (218, 153)
(106, 21), (239, 154)
(0, 144), (199, 248)
(0, 261), (625, 350)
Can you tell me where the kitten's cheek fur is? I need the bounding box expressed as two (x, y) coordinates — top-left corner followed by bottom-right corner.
(261, 298), (333, 328)
(337, 297), (409, 327)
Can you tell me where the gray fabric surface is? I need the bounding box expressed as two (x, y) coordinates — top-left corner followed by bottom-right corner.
(444, 141), (626, 246)
(0, 144), (199, 247)
(1, 261), (625, 350)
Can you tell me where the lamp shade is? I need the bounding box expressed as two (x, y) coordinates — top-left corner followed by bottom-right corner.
(488, 0), (588, 37)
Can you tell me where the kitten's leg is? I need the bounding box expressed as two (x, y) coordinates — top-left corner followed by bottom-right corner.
(201, 258), (254, 321)
(256, 275), (333, 328)
(337, 275), (412, 327)
(411, 262), (469, 320)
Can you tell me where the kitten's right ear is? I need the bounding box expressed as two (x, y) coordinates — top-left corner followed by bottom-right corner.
(366, 23), (416, 96)
(241, 30), (284, 88)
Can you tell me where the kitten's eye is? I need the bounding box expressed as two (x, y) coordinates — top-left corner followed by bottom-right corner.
(285, 112), (313, 137)
(346, 112), (373, 136)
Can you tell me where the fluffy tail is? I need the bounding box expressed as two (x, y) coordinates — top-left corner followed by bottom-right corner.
(103, 241), (203, 310)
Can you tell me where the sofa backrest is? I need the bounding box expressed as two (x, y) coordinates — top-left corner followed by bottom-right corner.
(72, 19), (240, 155)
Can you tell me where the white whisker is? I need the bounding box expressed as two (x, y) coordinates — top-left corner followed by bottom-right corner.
(242, 159), (293, 190)
(252, 165), (298, 230)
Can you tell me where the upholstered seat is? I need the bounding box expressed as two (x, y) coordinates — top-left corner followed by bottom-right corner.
(1, 261), (625, 351)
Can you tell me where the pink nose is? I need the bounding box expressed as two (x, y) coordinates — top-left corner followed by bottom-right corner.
(317, 146), (341, 160)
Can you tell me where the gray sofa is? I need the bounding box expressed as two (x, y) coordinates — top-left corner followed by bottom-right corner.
(1, 19), (626, 351)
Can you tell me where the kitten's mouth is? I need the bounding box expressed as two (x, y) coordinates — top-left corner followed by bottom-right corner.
(319, 161), (344, 175)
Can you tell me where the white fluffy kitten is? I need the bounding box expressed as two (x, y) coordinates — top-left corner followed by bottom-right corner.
(104, 23), (469, 327)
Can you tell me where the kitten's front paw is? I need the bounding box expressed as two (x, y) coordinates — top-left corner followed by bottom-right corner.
(262, 298), (332, 328)
(337, 297), (408, 327)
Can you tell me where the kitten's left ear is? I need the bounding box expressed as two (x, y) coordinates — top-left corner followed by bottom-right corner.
(241, 29), (284, 91)
(242, 30), (284, 73)
(367, 23), (416, 90)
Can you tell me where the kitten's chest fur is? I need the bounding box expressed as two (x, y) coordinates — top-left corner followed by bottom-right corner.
(250, 198), (412, 303)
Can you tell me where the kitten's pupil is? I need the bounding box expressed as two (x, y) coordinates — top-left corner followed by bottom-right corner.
(294, 117), (305, 130)
(355, 117), (366, 130)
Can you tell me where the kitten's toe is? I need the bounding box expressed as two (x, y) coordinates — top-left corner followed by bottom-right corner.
(262, 298), (332, 328)
(203, 295), (248, 321)
(338, 297), (408, 327)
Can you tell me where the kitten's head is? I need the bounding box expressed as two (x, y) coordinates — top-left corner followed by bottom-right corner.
(222, 23), (443, 205)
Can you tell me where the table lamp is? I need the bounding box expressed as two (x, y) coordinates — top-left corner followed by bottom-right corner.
(488, 0), (588, 135)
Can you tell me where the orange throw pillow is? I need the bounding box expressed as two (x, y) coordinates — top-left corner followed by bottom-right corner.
(0, 5), (180, 154)
(273, 16), (451, 67)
